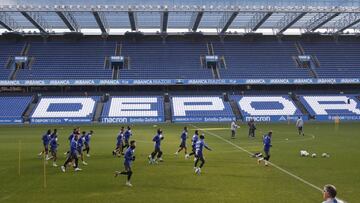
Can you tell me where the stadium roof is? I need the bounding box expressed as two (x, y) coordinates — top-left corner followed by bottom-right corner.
(1, 0), (360, 36)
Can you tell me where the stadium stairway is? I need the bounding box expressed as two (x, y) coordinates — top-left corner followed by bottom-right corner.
(22, 95), (37, 123)
(290, 93), (311, 119)
(93, 99), (105, 123)
(229, 98), (243, 121)
(294, 42), (319, 78)
(164, 94), (172, 122)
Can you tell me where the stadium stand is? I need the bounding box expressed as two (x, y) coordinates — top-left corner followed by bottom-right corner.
(101, 96), (165, 123)
(0, 96), (32, 123)
(0, 41), (25, 80)
(16, 41), (115, 80)
(212, 41), (312, 79)
(299, 95), (360, 120)
(30, 96), (100, 123)
(301, 41), (360, 78)
(119, 41), (214, 79)
(231, 95), (303, 122)
(171, 96), (235, 122)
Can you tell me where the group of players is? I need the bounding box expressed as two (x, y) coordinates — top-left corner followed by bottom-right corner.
(38, 127), (93, 172)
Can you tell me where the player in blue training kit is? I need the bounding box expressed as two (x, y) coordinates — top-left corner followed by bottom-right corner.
(47, 132), (59, 167)
(188, 130), (199, 160)
(38, 129), (52, 159)
(258, 131), (273, 166)
(64, 128), (79, 155)
(194, 134), (212, 175)
(123, 126), (132, 149)
(61, 134), (82, 172)
(113, 127), (124, 157)
(82, 130), (93, 157)
(175, 127), (189, 159)
(77, 131), (88, 165)
(115, 140), (136, 187)
(148, 129), (164, 164)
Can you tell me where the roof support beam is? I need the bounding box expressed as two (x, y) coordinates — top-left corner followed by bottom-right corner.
(245, 12), (273, 32)
(189, 11), (203, 32)
(275, 12), (307, 34)
(161, 10), (169, 33)
(21, 11), (49, 33)
(304, 12), (340, 32)
(218, 11), (239, 34)
(128, 11), (138, 31)
(92, 11), (108, 34)
(332, 13), (360, 34)
(0, 12), (21, 31)
(56, 11), (80, 31)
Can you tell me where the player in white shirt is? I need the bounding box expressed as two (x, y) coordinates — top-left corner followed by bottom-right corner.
(230, 121), (240, 139)
(296, 116), (305, 136)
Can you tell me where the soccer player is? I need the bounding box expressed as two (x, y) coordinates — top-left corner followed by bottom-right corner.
(38, 129), (51, 159)
(148, 129), (164, 164)
(114, 140), (136, 187)
(123, 126), (132, 149)
(113, 127), (124, 157)
(194, 134), (212, 175)
(175, 127), (189, 158)
(64, 128), (78, 155)
(83, 130), (93, 157)
(322, 184), (343, 203)
(77, 131), (88, 165)
(248, 118), (256, 138)
(61, 134), (82, 172)
(47, 132), (59, 167)
(257, 131), (272, 166)
(296, 116), (305, 136)
(188, 130), (199, 160)
(230, 121), (240, 139)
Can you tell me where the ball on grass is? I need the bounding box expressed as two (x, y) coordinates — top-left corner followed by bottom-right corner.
(311, 153), (317, 158)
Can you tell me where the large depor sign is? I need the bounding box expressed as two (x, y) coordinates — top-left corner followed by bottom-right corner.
(30, 97), (99, 124)
(300, 95), (360, 121)
(232, 95), (304, 122)
(101, 96), (164, 123)
(171, 96), (235, 122)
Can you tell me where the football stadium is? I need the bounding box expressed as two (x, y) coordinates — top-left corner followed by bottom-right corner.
(1, 0), (360, 202)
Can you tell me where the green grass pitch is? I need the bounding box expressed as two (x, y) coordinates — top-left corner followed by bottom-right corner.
(0, 122), (359, 203)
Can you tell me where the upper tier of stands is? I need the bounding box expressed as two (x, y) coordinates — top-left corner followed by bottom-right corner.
(0, 41), (24, 80)
(0, 39), (359, 80)
(213, 41), (311, 79)
(16, 41), (114, 80)
(301, 41), (360, 78)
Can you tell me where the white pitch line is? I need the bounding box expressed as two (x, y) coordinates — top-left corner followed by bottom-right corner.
(190, 124), (323, 193)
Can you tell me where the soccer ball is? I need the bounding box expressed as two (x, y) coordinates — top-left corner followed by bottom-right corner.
(311, 153), (317, 158)
(300, 150), (309, 157)
(322, 153), (330, 158)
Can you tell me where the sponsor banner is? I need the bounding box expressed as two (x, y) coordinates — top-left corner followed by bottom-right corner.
(316, 115), (360, 121)
(172, 117), (235, 123)
(243, 115), (307, 122)
(0, 118), (23, 124)
(30, 118), (92, 124)
(101, 117), (164, 124)
(0, 78), (360, 86)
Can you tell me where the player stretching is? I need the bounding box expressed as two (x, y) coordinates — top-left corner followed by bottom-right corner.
(148, 129), (164, 164)
(188, 130), (199, 160)
(194, 134), (212, 175)
(48, 132), (59, 167)
(113, 127), (124, 156)
(123, 126), (132, 149)
(77, 131), (88, 165)
(82, 130), (93, 157)
(175, 127), (189, 158)
(115, 140), (136, 187)
(257, 131), (273, 166)
(61, 134), (82, 172)
(296, 116), (305, 136)
(38, 129), (51, 159)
